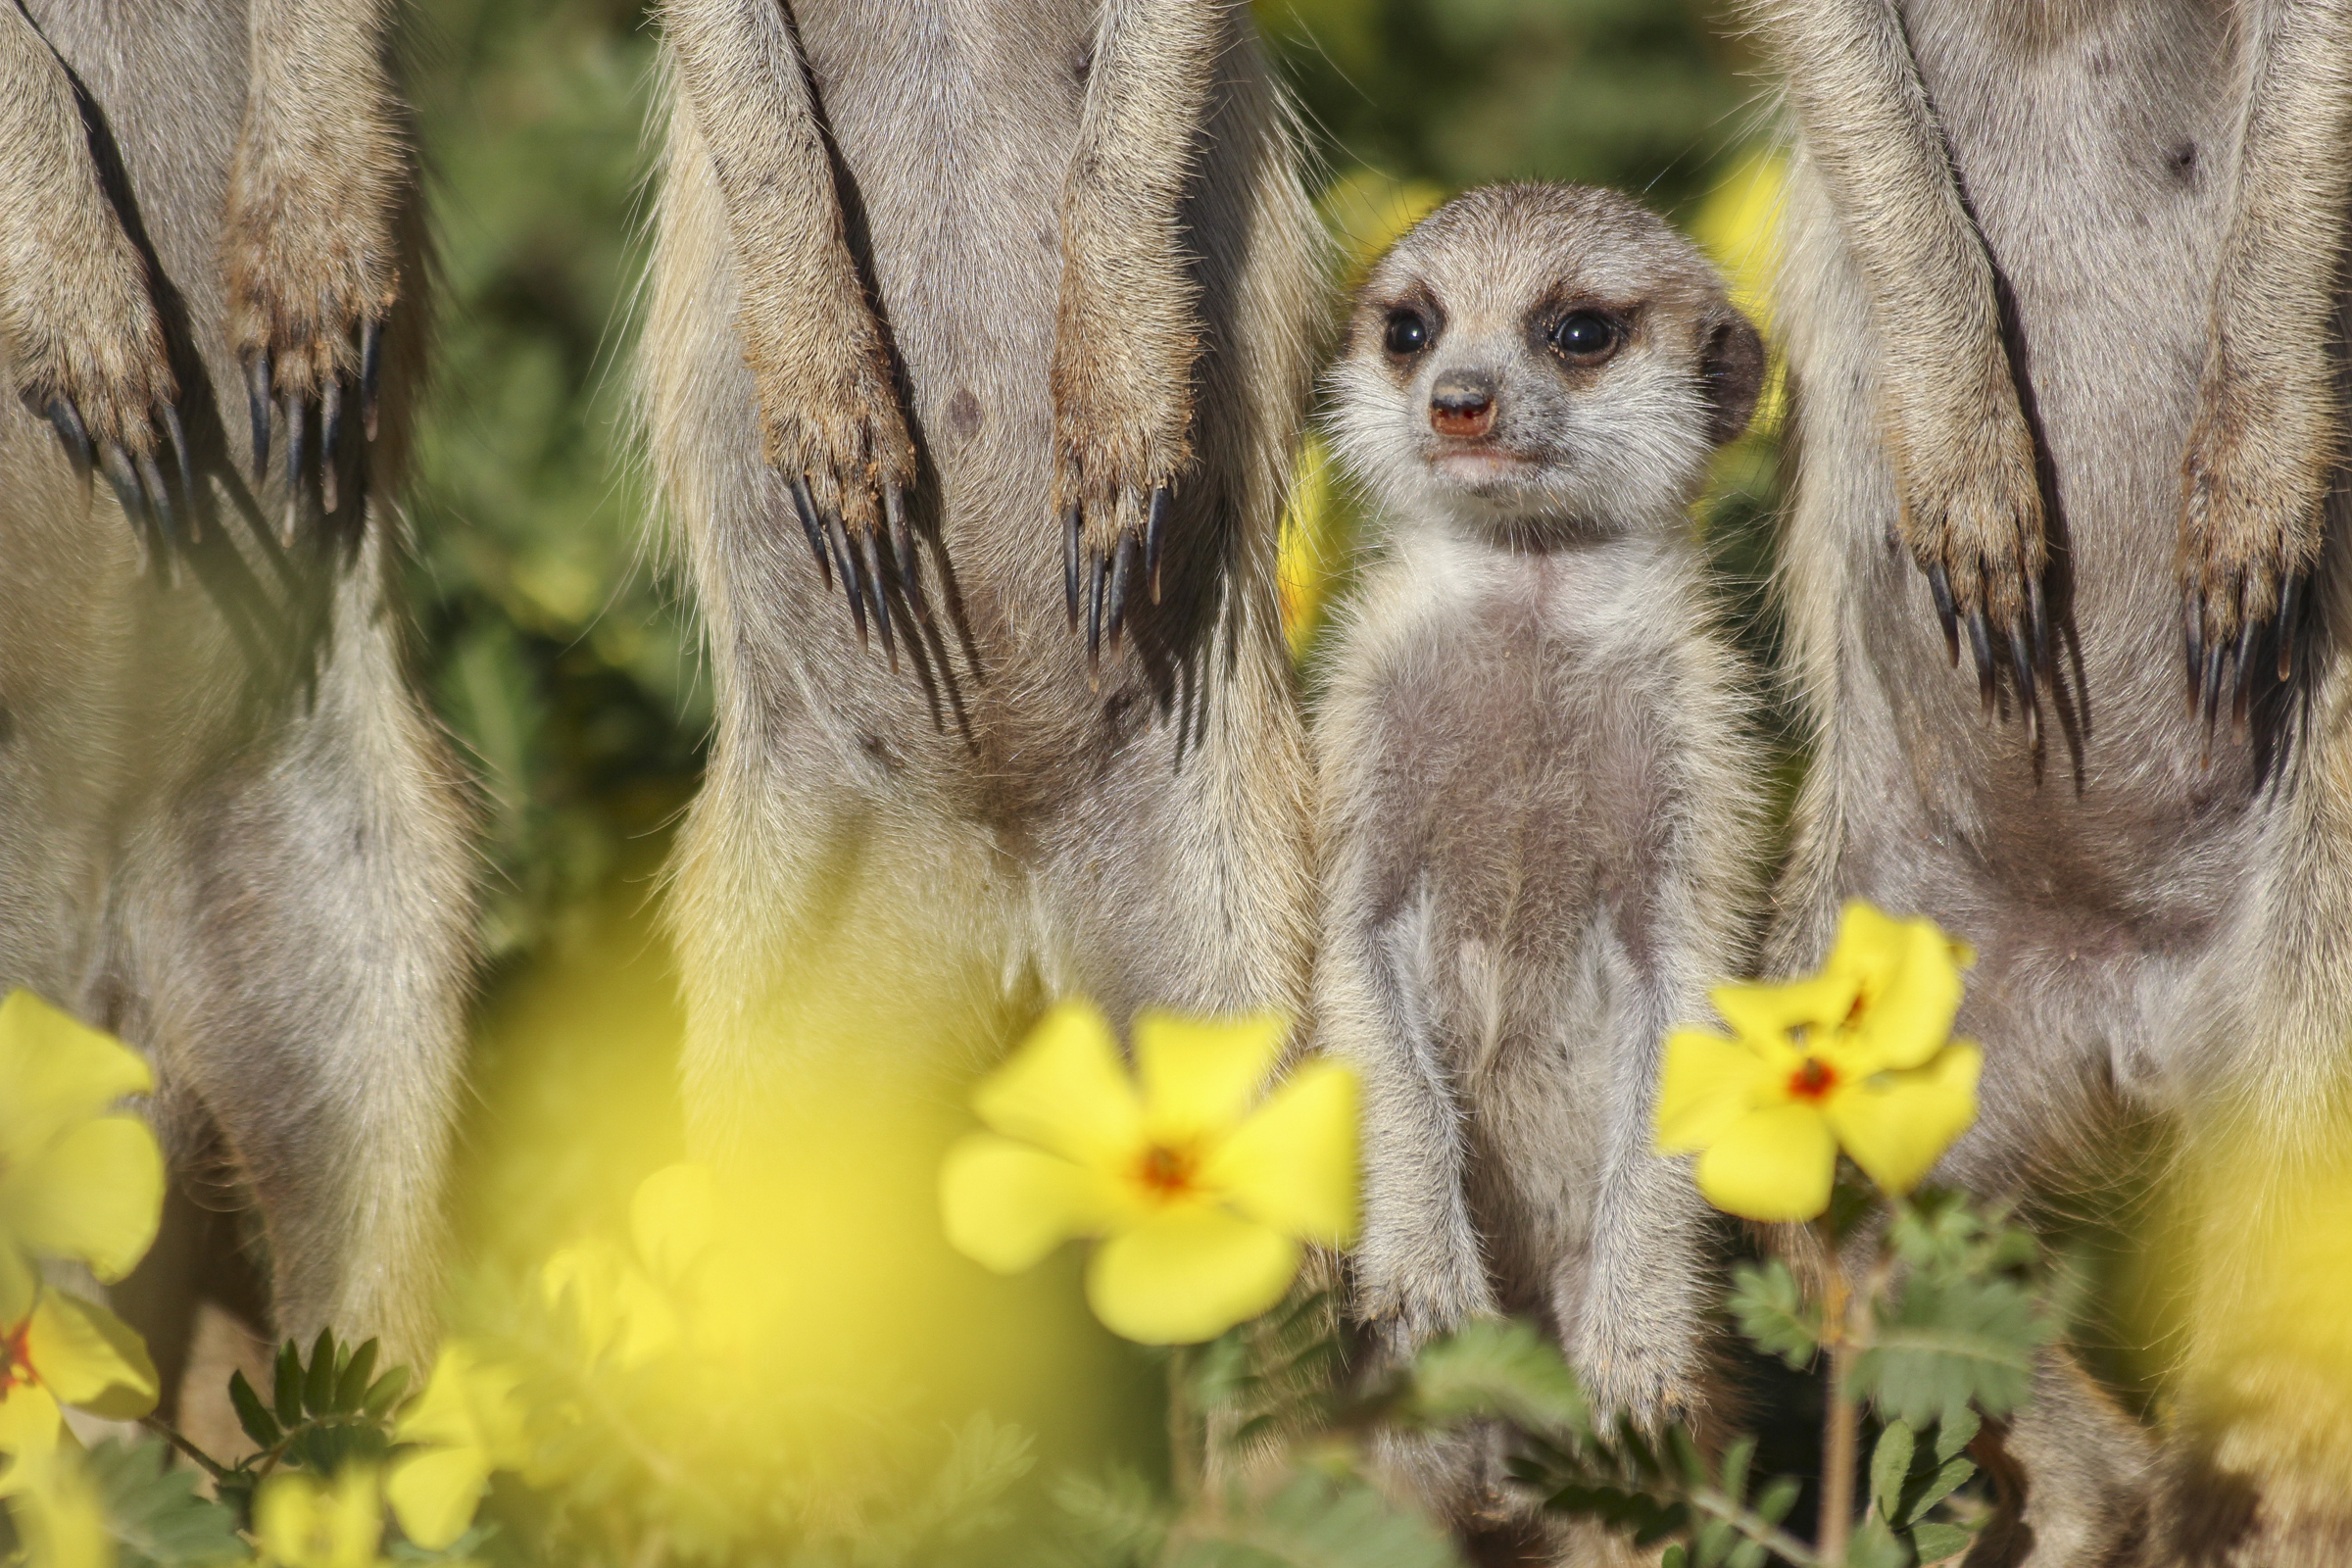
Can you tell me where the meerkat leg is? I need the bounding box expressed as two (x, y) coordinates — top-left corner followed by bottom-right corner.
(0, 2), (185, 554)
(1744, 0), (2048, 718)
(658, 0), (917, 651)
(2177, 0), (2352, 724)
(225, 0), (408, 539)
(120, 579), (472, 1365)
(1052, 0), (1221, 652)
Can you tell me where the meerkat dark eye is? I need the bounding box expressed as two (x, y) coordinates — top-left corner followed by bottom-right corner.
(1550, 311), (1618, 359)
(1384, 311), (1429, 356)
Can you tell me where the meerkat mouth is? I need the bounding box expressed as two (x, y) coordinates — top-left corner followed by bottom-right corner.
(1430, 446), (1535, 486)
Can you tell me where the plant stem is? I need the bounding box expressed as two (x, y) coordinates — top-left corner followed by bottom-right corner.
(1168, 1344), (1203, 1506)
(1816, 1218), (1857, 1568)
(139, 1415), (232, 1482)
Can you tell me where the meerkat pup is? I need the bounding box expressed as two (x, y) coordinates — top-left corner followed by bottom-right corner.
(2, 0), (468, 1387)
(1314, 183), (1767, 1545)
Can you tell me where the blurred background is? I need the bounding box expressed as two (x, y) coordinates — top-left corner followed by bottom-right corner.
(401, 0), (1786, 1514)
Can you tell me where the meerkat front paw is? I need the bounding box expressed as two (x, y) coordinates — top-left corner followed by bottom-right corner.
(1890, 393), (2048, 728)
(1049, 264), (1195, 665)
(3, 206), (189, 561)
(2177, 350), (2332, 734)
(222, 100), (406, 542)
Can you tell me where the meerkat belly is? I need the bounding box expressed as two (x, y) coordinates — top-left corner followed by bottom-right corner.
(1863, 2), (2280, 904)
(795, 2), (1092, 652)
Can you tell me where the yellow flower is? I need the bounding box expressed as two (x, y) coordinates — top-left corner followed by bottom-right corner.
(385, 1343), (527, 1551)
(2, 1446), (113, 1568)
(1656, 902), (1984, 1221)
(254, 1466), (386, 1568)
(0, 1291), (161, 1485)
(939, 1002), (1358, 1345)
(0, 991), (166, 1325)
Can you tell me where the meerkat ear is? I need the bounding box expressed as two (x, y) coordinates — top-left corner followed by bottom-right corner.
(1700, 306), (1766, 446)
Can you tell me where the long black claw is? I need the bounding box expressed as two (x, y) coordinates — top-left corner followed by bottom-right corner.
(1106, 531), (1137, 651)
(1087, 551), (1107, 669)
(360, 318), (383, 443)
(320, 378), (344, 515)
(826, 509), (866, 648)
(789, 477), (831, 587)
(1926, 562), (1959, 666)
(2278, 574), (2302, 682)
(163, 404), (193, 503)
(1146, 486), (1171, 605)
(885, 485), (923, 617)
(1967, 606), (1994, 713)
(98, 442), (142, 531)
(860, 528), (895, 669)
(136, 448), (173, 544)
(246, 350), (271, 479)
(45, 398), (91, 476)
(2231, 614), (2258, 737)
(2027, 571), (2049, 672)
(2008, 619), (2035, 739)
(1063, 504), (1083, 630)
(2184, 593), (2205, 719)
(281, 390), (306, 546)
(2202, 640), (2224, 736)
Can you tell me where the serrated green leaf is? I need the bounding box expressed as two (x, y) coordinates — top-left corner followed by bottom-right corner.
(1853, 1275), (2046, 1429)
(1870, 1422), (1915, 1524)
(83, 1440), (241, 1567)
(304, 1329), (339, 1416)
(1898, 1456), (1976, 1527)
(1404, 1319), (1589, 1435)
(336, 1340), (380, 1413)
(228, 1370), (280, 1450)
(1908, 1521), (1974, 1564)
(1931, 1409), (1980, 1466)
(1728, 1261), (1819, 1370)
(273, 1341), (305, 1428)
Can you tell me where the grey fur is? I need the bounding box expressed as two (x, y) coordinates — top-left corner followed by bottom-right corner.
(1754, 0), (2352, 1560)
(0, 0), (468, 1373)
(1313, 184), (1768, 1545)
(641, 2), (1323, 1150)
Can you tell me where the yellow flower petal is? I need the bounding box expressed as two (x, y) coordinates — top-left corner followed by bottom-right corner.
(1827, 1043), (1983, 1197)
(541, 1239), (676, 1365)
(255, 1468), (383, 1568)
(1199, 1059), (1358, 1245)
(1085, 1206), (1300, 1345)
(939, 1134), (1119, 1273)
(25, 1293), (157, 1420)
(1655, 1030), (1777, 1152)
(0, 1383), (64, 1484)
(1134, 1011), (1287, 1144)
(3, 1445), (109, 1568)
(1824, 902), (1966, 1072)
(1693, 1103), (1838, 1222)
(0, 1116), (165, 1282)
(1709, 974), (1852, 1057)
(0, 992), (153, 1153)
(973, 1001), (1145, 1171)
(629, 1162), (716, 1285)
(387, 1445), (489, 1552)
(0, 1247), (34, 1329)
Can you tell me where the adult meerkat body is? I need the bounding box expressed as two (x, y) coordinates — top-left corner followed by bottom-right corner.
(644, 2), (1321, 1143)
(0, 0), (466, 1377)
(1315, 184), (1767, 1549)
(1758, 0), (2352, 1558)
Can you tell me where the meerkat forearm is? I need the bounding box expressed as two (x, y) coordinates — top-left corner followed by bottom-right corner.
(0, 4), (175, 460)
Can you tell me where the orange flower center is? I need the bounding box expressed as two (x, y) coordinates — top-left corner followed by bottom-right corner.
(1788, 1055), (1838, 1102)
(0, 1317), (31, 1396)
(1134, 1142), (1200, 1201)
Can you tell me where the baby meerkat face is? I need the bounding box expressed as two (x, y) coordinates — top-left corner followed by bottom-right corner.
(1327, 183), (1763, 544)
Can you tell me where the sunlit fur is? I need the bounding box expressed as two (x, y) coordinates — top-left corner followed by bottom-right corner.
(1314, 184), (1768, 1559)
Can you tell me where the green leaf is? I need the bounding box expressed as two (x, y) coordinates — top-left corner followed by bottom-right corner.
(272, 1341), (305, 1429)
(1846, 1512), (1908, 1568)
(1168, 1472), (1458, 1568)
(304, 1328), (340, 1417)
(1897, 1456), (1975, 1528)
(336, 1339), (380, 1412)
(1051, 1468), (1171, 1568)
(1907, 1521), (1974, 1564)
(1852, 1272), (2045, 1429)
(82, 1440), (242, 1567)
(1716, 1436), (1756, 1503)
(1404, 1319), (1589, 1435)
(1932, 1409), (1981, 1466)
(363, 1365), (412, 1421)
(1753, 1477), (1800, 1526)
(1727, 1261), (1819, 1370)
(228, 1370), (280, 1450)
(1869, 1422), (1915, 1524)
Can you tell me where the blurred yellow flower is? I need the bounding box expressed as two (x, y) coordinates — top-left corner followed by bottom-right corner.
(0, 1291), (161, 1484)
(386, 1343), (528, 1551)
(0, 991), (165, 1325)
(1, 1446), (112, 1568)
(255, 1466), (386, 1568)
(1656, 902), (1983, 1221)
(536, 1161), (724, 1369)
(940, 1002), (1358, 1345)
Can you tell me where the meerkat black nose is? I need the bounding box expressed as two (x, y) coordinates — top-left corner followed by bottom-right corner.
(1429, 371), (1497, 438)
